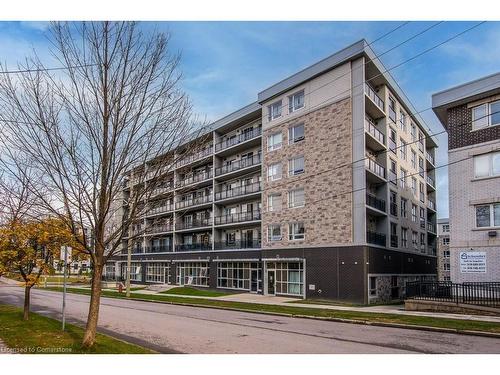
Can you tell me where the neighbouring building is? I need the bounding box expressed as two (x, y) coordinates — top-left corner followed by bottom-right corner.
(54, 246), (91, 275)
(106, 39), (438, 303)
(437, 218), (450, 281)
(432, 72), (500, 283)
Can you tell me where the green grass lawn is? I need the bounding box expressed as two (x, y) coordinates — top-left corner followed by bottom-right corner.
(45, 287), (500, 334)
(288, 299), (404, 307)
(160, 286), (231, 297)
(0, 304), (154, 354)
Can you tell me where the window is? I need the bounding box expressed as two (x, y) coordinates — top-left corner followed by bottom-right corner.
(411, 149), (417, 170)
(176, 262), (209, 286)
(268, 100), (282, 121)
(471, 103), (488, 130)
(442, 224), (450, 233)
(289, 90), (305, 113)
(267, 193), (282, 212)
(399, 138), (407, 160)
(217, 262), (260, 291)
(474, 151), (500, 178)
(442, 238), (450, 246)
(411, 177), (417, 196)
(289, 156), (305, 176)
(401, 227), (408, 247)
(412, 231), (418, 249)
(444, 276), (451, 281)
(410, 122), (417, 141)
(289, 188), (305, 208)
(400, 198), (408, 218)
(418, 132), (424, 152)
(390, 191), (398, 216)
(289, 123), (305, 144)
(388, 97), (396, 122)
(399, 168), (407, 189)
(389, 159), (397, 185)
(475, 203), (500, 228)
(491, 100), (500, 126)
(267, 163), (282, 181)
(267, 132), (282, 151)
(268, 224), (282, 241)
(420, 233), (426, 252)
(271, 262), (304, 296)
(369, 276), (377, 296)
(399, 111), (406, 132)
(389, 128), (397, 154)
(390, 222), (398, 247)
(443, 263), (450, 271)
(289, 222), (305, 240)
(146, 262), (169, 283)
(411, 204), (417, 222)
(419, 182), (425, 203)
(443, 249), (450, 258)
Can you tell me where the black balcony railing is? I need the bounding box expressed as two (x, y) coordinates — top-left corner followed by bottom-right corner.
(427, 222), (437, 233)
(176, 218), (212, 230)
(175, 194), (213, 209)
(367, 231), (386, 247)
(215, 127), (262, 152)
(390, 234), (398, 248)
(215, 181), (262, 201)
(366, 193), (386, 212)
(146, 204), (174, 216)
(176, 170), (213, 188)
(405, 281), (500, 308)
(175, 242), (212, 252)
(215, 154), (261, 176)
(214, 210), (261, 225)
(147, 225), (173, 234)
(175, 146), (213, 168)
(144, 245), (172, 253)
(214, 239), (262, 250)
(365, 158), (386, 179)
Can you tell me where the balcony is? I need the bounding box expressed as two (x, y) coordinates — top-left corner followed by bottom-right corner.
(364, 83), (385, 119)
(365, 158), (386, 182)
(151, 183), (174, 197)
(144, 245), (172, 253)
(420, 218), (426, 229)
(175, 194), (213, 210)
(175, 146), (213, 168)
(146, 224), (173, 235)
(215, 181), (262, 202)
(367, 231), (386, 247)
(176, 218), (212, 231)
(427, 222), (437, 234)
(426, 151), (435, 166)
(214, 210), (261, 226)
(215, 154), (261, 177)
(214, 239), (262, 250)
(176, 170), (213, 189)
(145, 204), (174, 217)
(390, 235), (398, 248)
(175, 242), (212, 252)
(427, 199), (436, 212)
(215, 127), (262, 153)
(426, 175), (436, 191)
(366, 193), (386, 214)
(364, 117), (386, 152)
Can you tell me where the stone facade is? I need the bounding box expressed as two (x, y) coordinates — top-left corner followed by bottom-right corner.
(261, 98), (353, 249)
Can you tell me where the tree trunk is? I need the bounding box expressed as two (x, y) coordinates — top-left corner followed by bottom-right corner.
(23, 285), (31, 320)
(82, 263), (103, 348)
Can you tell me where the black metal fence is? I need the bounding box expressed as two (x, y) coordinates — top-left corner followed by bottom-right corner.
(406, 281), (500, 308)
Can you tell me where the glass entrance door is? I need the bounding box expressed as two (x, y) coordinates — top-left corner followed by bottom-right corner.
(267, 271), (275, 295)
(251, 270), (258, 292)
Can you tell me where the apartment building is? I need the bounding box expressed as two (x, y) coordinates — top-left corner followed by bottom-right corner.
(432, 73), (500, 283)
(437, 218), (450, 281)
(106, 39), (438, 304)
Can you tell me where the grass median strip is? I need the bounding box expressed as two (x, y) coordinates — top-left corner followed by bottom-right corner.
(160, 286), (232, 297)
(0, 304), (154, 354)
(45, 287), (500, 334)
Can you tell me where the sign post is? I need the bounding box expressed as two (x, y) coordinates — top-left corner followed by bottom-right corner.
(62, 245), (68, 331)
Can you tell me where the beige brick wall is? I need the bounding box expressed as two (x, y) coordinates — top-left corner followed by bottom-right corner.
(262, 97), (353, 248)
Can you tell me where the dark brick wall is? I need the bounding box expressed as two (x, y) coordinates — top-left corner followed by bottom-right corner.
(368, 247), (437, 275)
(448, 103), (500, 150)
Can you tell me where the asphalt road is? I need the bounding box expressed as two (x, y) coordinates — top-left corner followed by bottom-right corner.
(1, 286), (499, 354)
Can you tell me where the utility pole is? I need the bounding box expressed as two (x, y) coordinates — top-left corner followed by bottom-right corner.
(62, 245), (68, 331)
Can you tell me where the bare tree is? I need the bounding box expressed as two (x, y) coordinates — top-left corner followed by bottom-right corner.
(0, 21), (204, 347)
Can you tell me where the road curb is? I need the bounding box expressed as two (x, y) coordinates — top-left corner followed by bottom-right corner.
(98, 294), (500, 340)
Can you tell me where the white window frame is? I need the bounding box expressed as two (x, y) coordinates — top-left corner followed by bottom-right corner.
(473, 151), (500, 178)
(267, 193), (282, 212)
(268, 224), (282, 241)
(475, 203), (500, 228)
(267, 132), (283, 152)
(472, 100), (500, 130)
(288, 90), (305, 113)
(267, 162), (282, 182)
(288, 188), (305, 208)
(268, 100), (282, 121)
(288, 123), (305, 144)
(288, 222), (305, 241)
(289, 155), (305, 176)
